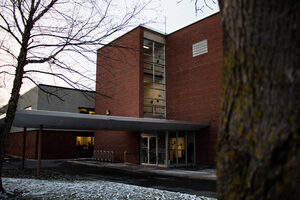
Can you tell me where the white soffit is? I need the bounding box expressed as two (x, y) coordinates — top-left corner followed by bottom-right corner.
(143, 30), (166, 44)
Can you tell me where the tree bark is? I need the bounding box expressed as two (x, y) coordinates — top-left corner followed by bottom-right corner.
(0, 53), (27, 193)
(217, 1), (300, 199)
(0, 10), (34, 193)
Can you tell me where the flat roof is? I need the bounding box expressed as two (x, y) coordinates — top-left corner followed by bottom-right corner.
(0, 110), (209, 132)
(38, 84), (95, 94)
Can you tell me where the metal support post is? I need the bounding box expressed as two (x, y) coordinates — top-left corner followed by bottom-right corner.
(37, 125), (43, 176)
(21, 127), (27, 170)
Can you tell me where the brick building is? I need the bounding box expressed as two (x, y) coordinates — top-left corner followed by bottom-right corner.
(2, 84), (95, 159)
(95, 13), (222, 166)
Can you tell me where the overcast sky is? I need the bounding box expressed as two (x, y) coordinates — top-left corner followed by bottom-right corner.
(163, 0), (219, 33)
(0, 0), (219, 107)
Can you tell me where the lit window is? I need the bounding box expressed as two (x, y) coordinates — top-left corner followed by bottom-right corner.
(76, 136), (94, 156)
(78, 107), (95, 114)
(143, 39), (166, 118)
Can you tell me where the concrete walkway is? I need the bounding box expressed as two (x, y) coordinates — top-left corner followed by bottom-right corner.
(3, 156), (217, 197)
(4, 156), (216, 181)
(69, 159), (217, 181)
(3, 156), (69, 169)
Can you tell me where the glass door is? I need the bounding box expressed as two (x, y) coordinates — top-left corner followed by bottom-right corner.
(141, 137), (148, 164)
(149, 137), (156, 164)
(141, 136), (157, 165)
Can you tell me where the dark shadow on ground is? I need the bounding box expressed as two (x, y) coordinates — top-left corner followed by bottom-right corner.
(3, 156), (216, 198)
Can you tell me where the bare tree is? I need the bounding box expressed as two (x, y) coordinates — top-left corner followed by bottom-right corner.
(0, 0), (153, 194)
(178, 0), (217, 14)
(191, 0), (299, 199)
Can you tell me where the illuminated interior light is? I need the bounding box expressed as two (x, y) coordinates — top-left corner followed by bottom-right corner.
(105, 109), (111, 115)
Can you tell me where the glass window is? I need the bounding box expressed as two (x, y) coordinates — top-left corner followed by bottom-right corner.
(76, 136), (94, 157)
(157, 132), (166, 165)
(149, 137), (156, 164)
(78, 107), (95, 114)
(167, 131), (195, 166)
(178, 131), (186, 164)
(187, 132), (195, 164)
(143, 40), (153, 55)
(140, 135), (157, 165)
(140, 137), (148, 164)
(143, 39), (165, 118)
(168, 131), (177, 165)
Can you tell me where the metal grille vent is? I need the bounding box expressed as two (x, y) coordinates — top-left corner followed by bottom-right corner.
(192, 40), (208, 57)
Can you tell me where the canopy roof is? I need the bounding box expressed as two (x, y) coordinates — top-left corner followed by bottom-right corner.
(0, 110), (209, 132)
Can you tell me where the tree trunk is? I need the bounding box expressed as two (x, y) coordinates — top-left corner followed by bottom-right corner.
(0, 15), (33, 193)
(217, 1), (300, 199)
(0, 57), (26, 192)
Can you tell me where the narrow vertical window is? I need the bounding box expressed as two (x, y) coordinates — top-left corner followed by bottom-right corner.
(143, 39), (166, 118)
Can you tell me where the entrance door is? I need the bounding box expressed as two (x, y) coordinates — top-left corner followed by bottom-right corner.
(141, 136), (157, 165)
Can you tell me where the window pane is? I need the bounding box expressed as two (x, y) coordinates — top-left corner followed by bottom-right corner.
(178, 131), (186, 164)
(157, 132), (166, 165)
(154, 65), (164, 77)
(143, 39), (165, 118)
(143, 62), (153, 74)
(187, 132), (195, 164)
(76, 136), (94, 157)
(143, 87), (153, 98)
(154, 42), (164, 59)
(168, 131), (177, 165)
(143, 39), (153, 55)
(149, 137), (156, 164)
(140, 137), (148, 164)
(154, 89), (164, 100)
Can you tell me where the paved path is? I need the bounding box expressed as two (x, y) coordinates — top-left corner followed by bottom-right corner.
(3, 156), (217, 198)
(69, 159), (216, 181)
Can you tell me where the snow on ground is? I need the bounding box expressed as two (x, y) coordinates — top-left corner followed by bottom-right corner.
(3, 177), (216, 200)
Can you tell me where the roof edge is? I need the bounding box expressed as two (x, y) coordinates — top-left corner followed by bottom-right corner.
(97, 12), (220, 51)
(167, 12), (220, 36)
(97, 26), (141, 51)
(38, 84), (95, 93)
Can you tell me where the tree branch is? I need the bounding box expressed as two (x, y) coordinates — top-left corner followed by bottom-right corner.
(0, 12), (22, 45)
(23, 75), (64, 101)
(32, 0), (58, 24)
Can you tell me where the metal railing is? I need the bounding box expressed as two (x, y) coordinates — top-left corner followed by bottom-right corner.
(93, 150), (114, 162)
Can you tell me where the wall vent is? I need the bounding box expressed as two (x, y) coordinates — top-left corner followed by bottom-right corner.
(192, 40), (208, 57)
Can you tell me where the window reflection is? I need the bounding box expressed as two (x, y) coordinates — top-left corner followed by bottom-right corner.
(76, 136), (94, 157)
(143, 39), (166, 118)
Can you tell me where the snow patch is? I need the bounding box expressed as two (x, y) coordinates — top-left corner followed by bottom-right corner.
(3, 178), (216, 200)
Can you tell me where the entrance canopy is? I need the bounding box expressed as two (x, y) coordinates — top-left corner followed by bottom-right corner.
(1, 109), (209, 131)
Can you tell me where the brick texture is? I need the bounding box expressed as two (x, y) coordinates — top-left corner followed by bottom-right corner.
(95, 14), (223, 166)
(94, 131), (140, 164)
(5, 131), (38, 159)
(41, 131), (77, 159)
(166, 13), (222, 165)
(5, 130), (90, 159)
(95, 27), (143, 163)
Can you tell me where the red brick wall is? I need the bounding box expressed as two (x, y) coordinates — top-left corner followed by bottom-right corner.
(95, 27), (143, 117)
(5, 130), (82, 159)
(95, 27), (143, 163)
(41, 131), (77, 159)
(5, 131), (39, 159)
(166, 13), (223, 165)
(93, 131), (140, 164)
